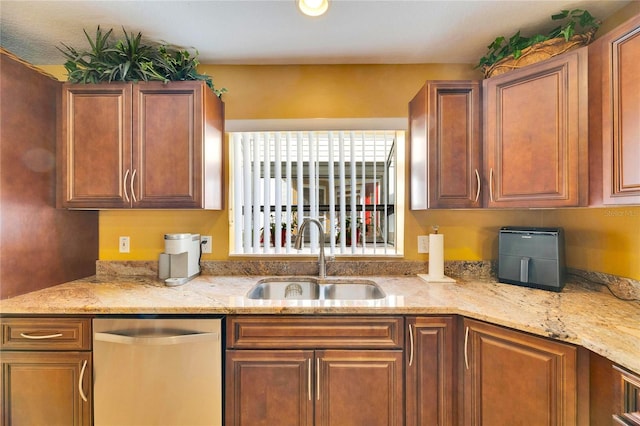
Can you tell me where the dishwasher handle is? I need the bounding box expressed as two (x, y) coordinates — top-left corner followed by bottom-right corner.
(94, 330), (219, 346)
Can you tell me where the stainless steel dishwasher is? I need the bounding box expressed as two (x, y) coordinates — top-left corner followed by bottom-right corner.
(93, 317), (222, 426)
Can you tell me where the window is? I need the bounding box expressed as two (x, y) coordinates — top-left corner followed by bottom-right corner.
(229, 130), (404, 256)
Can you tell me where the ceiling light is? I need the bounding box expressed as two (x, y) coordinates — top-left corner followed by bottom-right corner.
(298, 0), (329, 17)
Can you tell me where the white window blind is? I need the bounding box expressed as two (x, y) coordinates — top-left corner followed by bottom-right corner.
(230, 130), (399, 256)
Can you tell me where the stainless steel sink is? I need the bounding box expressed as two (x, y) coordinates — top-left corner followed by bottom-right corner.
(246, 277), (385, 300)
(246, 278), (320, 300)
(322, 282), (385, 300)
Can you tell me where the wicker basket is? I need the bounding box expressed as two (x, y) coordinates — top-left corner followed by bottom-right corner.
(482, 28), (596, 78)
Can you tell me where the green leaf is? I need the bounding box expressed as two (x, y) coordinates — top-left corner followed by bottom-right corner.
(58, 26), (226, 96)
(477, 8), (599, 73)
(551, 10), (569, 20)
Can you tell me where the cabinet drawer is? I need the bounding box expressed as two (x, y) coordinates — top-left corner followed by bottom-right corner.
(1, 318), (91, 351)
(227, 316), (403, 349)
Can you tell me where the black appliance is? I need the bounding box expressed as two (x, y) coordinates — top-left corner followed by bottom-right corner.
(498, 227), (565, 292)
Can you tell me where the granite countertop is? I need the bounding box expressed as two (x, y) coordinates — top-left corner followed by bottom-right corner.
(1, 274), (639, 375)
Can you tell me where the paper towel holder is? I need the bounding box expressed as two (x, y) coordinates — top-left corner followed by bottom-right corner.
(417, 225), (456, 283)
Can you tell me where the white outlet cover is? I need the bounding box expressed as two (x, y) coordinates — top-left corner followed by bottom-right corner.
(119, 236), (130, 253)
(201, 236), (212, 253)
(417, 235), (429, 253)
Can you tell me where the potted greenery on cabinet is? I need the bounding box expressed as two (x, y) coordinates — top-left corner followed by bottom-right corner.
(58, 26), (225, 96)
(477, 9), (599, 78)
(57, 27), (225, 209)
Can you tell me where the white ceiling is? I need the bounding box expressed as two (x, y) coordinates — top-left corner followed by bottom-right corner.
(0, 0), (632, 66)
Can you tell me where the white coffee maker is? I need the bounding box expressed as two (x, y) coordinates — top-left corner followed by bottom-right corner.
(158, 233), (201, 286)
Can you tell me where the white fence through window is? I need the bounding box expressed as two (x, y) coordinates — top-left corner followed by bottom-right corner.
(230, 130), (399, 255)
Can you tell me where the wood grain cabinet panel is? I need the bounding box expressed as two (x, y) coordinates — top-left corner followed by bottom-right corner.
(59, 83), (132, 208)
(59, 81), (224, 209)
(225, 316), (404, 426)
(614, 365), (640, 425)
(601, 14), (640, 205)
(227, 315), (403, 349)
(1, 352), (92, 426)
(405, 316), (456, 426)
(225, 350), (314, 426)
(1, 317), (92, 426)
(483, 47), (589, 207)
(409, 81), (482, 209)
(316, 349), (403, 426)
(462, 318), (577, 426)
(1, 317), (91, 351)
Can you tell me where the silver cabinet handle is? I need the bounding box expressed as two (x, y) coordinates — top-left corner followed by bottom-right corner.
(20, 332), (63, 339)
(94, 331), (219, 346)
(489, 168), (494, 202)
(408, 324), (414, 367)
(130, 169), (137, 203)
(308, 358), (312, 401)
(474, 169), (481, 203)
(79, 359), (88, 402)
(316, 357), (321, 401)
(123, 169), (130, 202)
(464, 326), (470, 370)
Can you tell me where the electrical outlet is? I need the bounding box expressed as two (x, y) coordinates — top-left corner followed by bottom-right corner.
(417, 235), (429, 253)
(201, 235), (212, 253)
(119, 236), (130, 253)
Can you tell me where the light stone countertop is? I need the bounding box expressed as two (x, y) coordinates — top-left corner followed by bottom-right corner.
(1, 274), (639, 375)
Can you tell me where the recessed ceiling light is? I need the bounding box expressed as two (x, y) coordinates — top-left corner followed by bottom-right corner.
(298, 0), (329, 17)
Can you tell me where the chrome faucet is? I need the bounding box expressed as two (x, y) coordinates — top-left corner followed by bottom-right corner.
(294, 218), (327, 279)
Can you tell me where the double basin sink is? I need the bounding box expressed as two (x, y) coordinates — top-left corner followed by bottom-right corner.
(247, 277), (385, 301)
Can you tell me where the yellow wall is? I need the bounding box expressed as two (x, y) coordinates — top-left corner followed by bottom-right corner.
(41, 3), (640, 280)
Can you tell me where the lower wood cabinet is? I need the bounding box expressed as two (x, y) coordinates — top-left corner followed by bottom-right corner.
(0, 317), (92, 426)
(225, 315), (404, 426)
(613, 365), (640, 425)
(226, 350), (313, 426)
(405, 316), (456, 426)
(462, 318), (578, 425)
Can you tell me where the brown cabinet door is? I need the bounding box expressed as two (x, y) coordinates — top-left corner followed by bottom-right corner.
(405, 316), (456, 426)
(1, 351), (91, 426)
(132, 81), (204, 208)
(484, 48), (588, 207)
(60, 81), (224, 209)
(601, 14), (640, 205)
(462, 318), (577, 426)
(315, 349), (403, 426)
(60, 83), (132, 208)
(225, 350), (314, 426)
(409, 81), (482, 209)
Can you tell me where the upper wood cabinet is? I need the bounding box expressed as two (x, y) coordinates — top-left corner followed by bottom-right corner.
(58, 81), (224, 209)
(483, 47), (589, 208)
(409, 81), (482, 209)
(600, 14), (640, 205)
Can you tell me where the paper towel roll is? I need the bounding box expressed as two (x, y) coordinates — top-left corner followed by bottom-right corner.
(428, 234), (444, 279)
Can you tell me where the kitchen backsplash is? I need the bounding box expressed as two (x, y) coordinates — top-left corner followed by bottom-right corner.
(95, 260), (639, 301)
